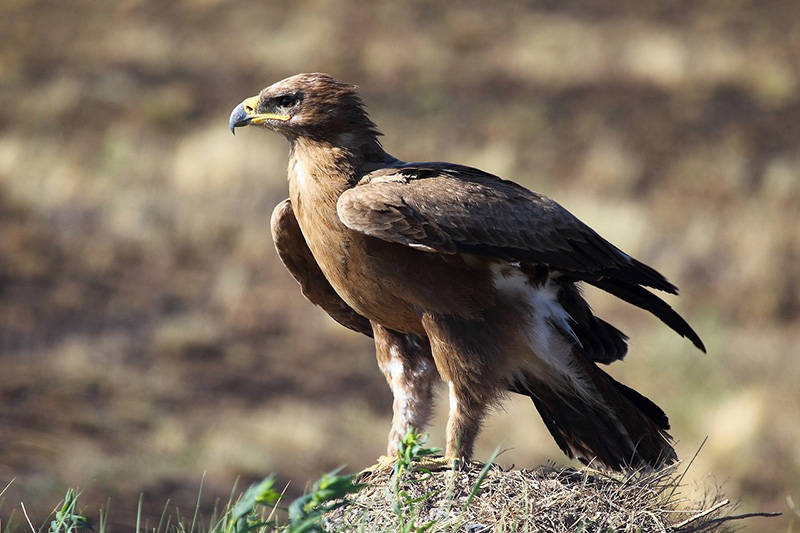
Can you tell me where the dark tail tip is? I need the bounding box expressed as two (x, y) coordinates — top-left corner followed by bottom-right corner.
(590, 278), (706, 353)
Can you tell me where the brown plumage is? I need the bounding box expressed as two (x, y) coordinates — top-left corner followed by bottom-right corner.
(229, 73), (705, 470)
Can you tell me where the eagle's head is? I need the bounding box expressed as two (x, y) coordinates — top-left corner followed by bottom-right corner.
(229, 73), (381, 145)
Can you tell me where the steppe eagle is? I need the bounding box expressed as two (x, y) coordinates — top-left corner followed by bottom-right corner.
(229, 73), (704, 470)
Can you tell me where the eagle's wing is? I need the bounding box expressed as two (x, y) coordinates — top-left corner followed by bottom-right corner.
(337, 164), (705, 352)
(271, 199), (373, 337)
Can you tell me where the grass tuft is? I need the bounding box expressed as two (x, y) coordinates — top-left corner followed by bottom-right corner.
(49, 488), (93, 533)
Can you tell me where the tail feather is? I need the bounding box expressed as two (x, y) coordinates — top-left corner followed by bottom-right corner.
(589, 278), (706, 353)
(604, 370), (670, 431)
(510, 366), (677, 471)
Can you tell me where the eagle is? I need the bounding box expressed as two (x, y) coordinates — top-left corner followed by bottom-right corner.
(229, 73), (704, 470)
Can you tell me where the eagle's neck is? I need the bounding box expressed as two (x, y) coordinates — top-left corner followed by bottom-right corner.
(288, 136), (393, 200)
(285, 135), (391, 312)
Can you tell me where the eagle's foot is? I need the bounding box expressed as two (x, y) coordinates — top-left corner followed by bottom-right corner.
(359, 454), (397, 474)
(413, 455), (454, 472)
(404, 455), (484, 472)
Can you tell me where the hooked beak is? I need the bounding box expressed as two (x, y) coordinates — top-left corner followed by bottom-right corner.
(229, 95), (290, 134)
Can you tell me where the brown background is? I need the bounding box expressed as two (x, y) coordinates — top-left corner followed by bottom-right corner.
(1, 0), (799, 530)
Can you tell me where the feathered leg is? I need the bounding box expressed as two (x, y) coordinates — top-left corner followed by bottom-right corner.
(373, 324), (438, 457)
(420, 313), (509, 462)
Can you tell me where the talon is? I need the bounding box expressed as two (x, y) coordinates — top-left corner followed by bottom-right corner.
(360, 454), (397, 474)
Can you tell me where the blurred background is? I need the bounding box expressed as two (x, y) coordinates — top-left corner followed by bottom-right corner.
(1, 0), (798, 530)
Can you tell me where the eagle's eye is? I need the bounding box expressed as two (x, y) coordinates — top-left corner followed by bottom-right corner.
(276, 94), (298, 109)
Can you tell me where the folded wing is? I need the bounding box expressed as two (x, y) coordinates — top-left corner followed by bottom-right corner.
(272, 198), (373, 337)
(337, 164), (705, 352)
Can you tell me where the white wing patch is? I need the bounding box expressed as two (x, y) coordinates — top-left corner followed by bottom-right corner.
(409, 243), (439, 252)
(490, 263), (593, 398)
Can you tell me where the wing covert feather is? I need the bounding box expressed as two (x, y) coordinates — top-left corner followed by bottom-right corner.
(337, 166), (675, 293)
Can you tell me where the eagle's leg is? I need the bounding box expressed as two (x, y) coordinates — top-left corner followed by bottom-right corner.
(443, 381), (487, 462)
(373, 324), (438, 458)
(420, 313), (506, 463)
